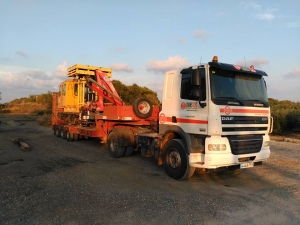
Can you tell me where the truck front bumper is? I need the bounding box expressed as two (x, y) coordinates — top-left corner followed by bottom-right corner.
(188, 135), (270, 169)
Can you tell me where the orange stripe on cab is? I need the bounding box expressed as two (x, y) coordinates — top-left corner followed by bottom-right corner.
(167, 117), (208, 124)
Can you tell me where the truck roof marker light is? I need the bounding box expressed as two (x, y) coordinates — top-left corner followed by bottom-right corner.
(250, 65), (256, 73)
(234, 65), (241, 70)
(212, 56), (218, 62)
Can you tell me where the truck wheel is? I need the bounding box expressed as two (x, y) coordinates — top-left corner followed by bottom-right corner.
(53, 128), (57, 136)
(123, 146), (134, 157)
(73, 133), (79, 141)
(62, 130), (67, 139)
(67, 131), (74, 142)
(132, 97), (153, 119)
(162, 139), (195, 180)
(57, 129), (62, 138)
(108, 131), (125, 158)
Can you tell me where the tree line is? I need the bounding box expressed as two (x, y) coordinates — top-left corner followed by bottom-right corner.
(111, 80), (160, 106)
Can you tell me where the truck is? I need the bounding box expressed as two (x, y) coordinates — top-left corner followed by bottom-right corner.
(52, 56), (272, 180)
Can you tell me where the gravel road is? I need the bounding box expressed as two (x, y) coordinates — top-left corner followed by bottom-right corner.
(0, 114), (300, 225)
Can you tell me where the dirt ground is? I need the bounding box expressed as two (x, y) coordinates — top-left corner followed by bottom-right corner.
(0, 114), (300, 225)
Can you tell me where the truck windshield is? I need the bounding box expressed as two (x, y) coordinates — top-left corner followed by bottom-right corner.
(210, 67), (269, 107)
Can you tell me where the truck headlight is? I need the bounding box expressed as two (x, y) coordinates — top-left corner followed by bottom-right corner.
(263, 141), (270, 147)
(208, 144), (227, 151)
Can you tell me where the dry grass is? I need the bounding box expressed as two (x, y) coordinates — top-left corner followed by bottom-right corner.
(7, 103), (48, 114)
(0, 102), (52, 126)
(36, 114), (52, 126)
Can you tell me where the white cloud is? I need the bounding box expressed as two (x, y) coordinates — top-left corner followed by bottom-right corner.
(235, 58), (269, 68)
(193, 30), (211, 39)
(244, 3), (277, 21)
(23, 70), (52, 80)
(255, 12), (274, 21)
(15, 51), (28, 57)
(283, 68), (300, 78)
(0, 57), (11, 61)
(0, 62), (68, 102)
(287, 22), (300, 28)
(52, 61), (68, 78)
(108, 46), (126, 53)
(177, 37), (186, 43)
(245, 2), (262, 10)
(110, 63), (133, 72)
(146, 55), (190, 73)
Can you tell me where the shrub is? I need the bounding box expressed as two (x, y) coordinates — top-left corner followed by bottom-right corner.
(269, 98), (300, 134)
(286, 110), (300, 131)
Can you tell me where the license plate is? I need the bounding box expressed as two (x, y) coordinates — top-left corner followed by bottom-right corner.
(240, 162), (254, 169)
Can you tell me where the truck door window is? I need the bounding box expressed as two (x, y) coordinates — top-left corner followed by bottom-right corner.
(180, 68), (206, 101)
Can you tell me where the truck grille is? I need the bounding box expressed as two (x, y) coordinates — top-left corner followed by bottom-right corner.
(222, 127), (267, 132)
(221, 116), (268, 133)
(228, 135), (262, 155)
(221, 116), (268, 124)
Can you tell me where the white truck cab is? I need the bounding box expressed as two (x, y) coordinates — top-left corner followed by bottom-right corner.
(158, 56), (271, 179)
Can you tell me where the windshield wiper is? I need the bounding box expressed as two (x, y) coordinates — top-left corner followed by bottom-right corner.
(214, 97), (244, 106)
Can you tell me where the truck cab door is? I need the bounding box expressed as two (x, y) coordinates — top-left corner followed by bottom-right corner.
(178, 67), (208, 135)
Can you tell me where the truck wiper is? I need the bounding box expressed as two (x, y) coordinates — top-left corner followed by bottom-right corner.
(214, 97), (244, 105)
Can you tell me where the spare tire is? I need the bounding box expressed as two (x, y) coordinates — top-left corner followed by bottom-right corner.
(132, 97), (153, 119)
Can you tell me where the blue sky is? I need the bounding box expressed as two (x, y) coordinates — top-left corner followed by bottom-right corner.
(0, 0), (299, 103)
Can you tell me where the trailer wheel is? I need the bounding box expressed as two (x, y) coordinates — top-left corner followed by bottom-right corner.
(132, 97), (153, 119)
(73, 133), (79, 141)
(57, 129), (62, 138)
(108, 131), (125, 158)
(62, 130), (67, 139)
(162, 139), (195, 180)
(53, 128), (57, 136)
(124, 146), (134, 157)
(67, 131), (74, 142)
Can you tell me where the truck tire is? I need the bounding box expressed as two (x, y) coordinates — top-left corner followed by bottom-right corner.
(108, 131), (125, 158)
(132, 97), (153, 119)
(57, 129), (62, 138)
(123, 146), (134, 157)
(67, 131), (74, 142)
(162, 139), (195, 180)
(62, 130), (67, 139)
(53, 128), (57, 136)
(73, 133), (79, 141)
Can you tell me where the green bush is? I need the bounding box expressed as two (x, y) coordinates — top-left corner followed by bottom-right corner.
(271, 109), (288, 133)
(286, 110), (300, 131)
(35, 110), (45, 117)
(269, 98), (300, 134)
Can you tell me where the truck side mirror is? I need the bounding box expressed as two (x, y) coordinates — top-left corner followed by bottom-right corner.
(191, 69), (201, 86)
(191, 69), (206, 108)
